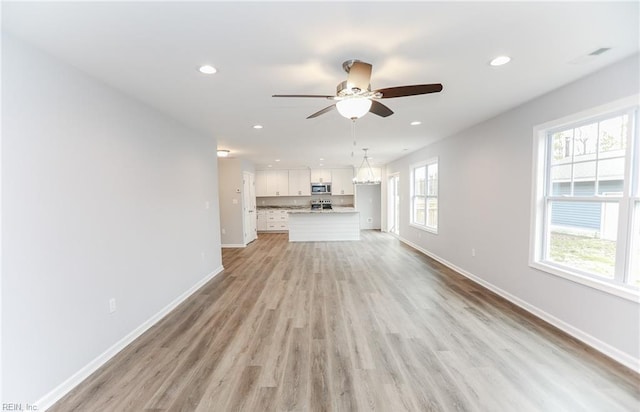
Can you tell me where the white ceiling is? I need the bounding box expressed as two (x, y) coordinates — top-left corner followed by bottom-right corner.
(3, 1), (638, 170)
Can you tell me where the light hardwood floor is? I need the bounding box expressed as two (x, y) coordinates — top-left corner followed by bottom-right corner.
(51, 231), (640, 411)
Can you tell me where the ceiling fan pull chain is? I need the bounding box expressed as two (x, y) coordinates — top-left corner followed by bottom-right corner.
(352, 119), (357, 147)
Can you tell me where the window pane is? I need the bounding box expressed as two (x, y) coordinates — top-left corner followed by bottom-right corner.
(599, 114), (628, 154)
(426, 198), (438, 228)
(629, 201), (640, 287)
(573, 123), (598, 157)
(547, 200), (618, 278)
(550, 164), (572, 195)
(572, 161), (596, 196)
(414, 166), (426, 196)
(551, 130), (573, 164)
(413, 196), (425, 225)
(427, 163), (438, 196)
(597, 158), (625, 195)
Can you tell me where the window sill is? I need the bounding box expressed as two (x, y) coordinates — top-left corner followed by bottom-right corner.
(529, 261), (640, 302)
(410, 223), (438, 235)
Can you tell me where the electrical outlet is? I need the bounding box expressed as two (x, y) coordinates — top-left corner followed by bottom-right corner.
(221, 228), (226, 234)
(205, 201), (210, 209)
(109, 298), (117, 313)
(471, 248), (476, 257)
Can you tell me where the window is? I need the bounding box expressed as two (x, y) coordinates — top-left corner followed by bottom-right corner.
(531, 97), (638, 299)
(411, 158), (438, 232)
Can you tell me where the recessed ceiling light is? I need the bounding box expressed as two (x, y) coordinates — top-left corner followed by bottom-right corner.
(267, 164), (273, 168)
(319, 158), (324, 161)
(490, 56), (511, 66)
(319, 163), (324, 167)
(217, 149), (230, 158)
(253, 124), (263, 129)
(275, 159), (281, 162)
(198, 65), (217, 74)
(410, 121), (422, 126)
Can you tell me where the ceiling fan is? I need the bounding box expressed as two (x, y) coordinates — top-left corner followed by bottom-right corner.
(273, 59), (443, 120)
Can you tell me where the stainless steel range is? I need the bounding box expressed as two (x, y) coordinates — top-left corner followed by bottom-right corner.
(311, 199), (332, 210)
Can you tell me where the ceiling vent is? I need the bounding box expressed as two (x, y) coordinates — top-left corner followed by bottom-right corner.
(588, 47), (611, 56)
(568, 47), (612, 65)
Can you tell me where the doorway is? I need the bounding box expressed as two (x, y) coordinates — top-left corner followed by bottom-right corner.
(387, 173), (399, 235)
(242, 171), (257, 244)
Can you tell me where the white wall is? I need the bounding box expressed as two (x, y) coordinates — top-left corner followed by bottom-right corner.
(1, 34), (223, 405)
(355, 184), (381, 229)
(387, 54), (640, 369)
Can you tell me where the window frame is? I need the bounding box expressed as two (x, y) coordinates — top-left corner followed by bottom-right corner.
(529, 95), (639, 301)
(410, 157), (439, 234)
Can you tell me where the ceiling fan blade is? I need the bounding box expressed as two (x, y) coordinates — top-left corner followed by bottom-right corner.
(374, 83), (443, 99)
(347, 61), (372, 92)
(369, 100), (394, 117)
(272, 94), (335, 99)
(307, 104), (336, 119)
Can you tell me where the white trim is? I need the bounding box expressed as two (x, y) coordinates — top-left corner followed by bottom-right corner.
(530, 261), (639, 302)
(534, 95), (639, 132)
(221, 243), (247, 248)
(34, 265), (225, 411)
(409, 157), (439, 233)
(409, 223), (438, 235)
(399, 236), (640, 373)
(530, 95), (640, 298)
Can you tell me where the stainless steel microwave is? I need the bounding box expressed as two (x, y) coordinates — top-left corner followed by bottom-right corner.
(311, 183), (331, 195)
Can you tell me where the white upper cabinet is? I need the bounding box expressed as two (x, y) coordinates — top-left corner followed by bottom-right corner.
(310, 169), (332, 183)
(255, 171), (269, 197)
(256, 170), (289, 197)
(331, 168), (355, 195)
(288, 169), (311, 196)
(256, 168), (358, 197)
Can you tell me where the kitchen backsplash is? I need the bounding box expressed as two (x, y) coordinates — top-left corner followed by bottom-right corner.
(257, 195), (354, 207)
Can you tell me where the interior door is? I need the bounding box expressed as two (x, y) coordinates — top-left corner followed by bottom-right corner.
(388, 174), (399, 235)
(243, 172), (257, 244)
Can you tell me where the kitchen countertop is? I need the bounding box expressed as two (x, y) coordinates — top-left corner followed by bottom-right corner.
(258, 206), (354, 211)
(257, 206), (309, 210)
(288, 207), (357, 214)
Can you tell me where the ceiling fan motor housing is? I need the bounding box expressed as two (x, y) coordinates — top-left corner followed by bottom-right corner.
(337, 80), (371, 97)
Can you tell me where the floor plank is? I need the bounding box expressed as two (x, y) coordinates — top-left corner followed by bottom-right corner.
(50, 231), (640, 411)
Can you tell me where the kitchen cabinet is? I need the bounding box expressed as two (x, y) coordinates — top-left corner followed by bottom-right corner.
(260, 209), (289, 232)
(257, 210), (267, 231)
(331, 168), (354, 195)
(256, 170), (289, 197)
(311, 169), (332, 183)
(288, 169), (311, 196)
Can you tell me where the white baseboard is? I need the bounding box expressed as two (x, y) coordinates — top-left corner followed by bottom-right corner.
(221, 243), (246, 248)
(399, 237), (640, 373)
(36, 265), (224, 411)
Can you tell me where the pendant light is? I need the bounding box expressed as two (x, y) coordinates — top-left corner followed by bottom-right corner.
(353, 148), (380, 185)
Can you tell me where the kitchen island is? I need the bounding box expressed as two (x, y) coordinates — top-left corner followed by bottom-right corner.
(288, 207), (360, 242)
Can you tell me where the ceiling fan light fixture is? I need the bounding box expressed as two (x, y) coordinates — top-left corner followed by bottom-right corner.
(336, 98), (372, 120)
